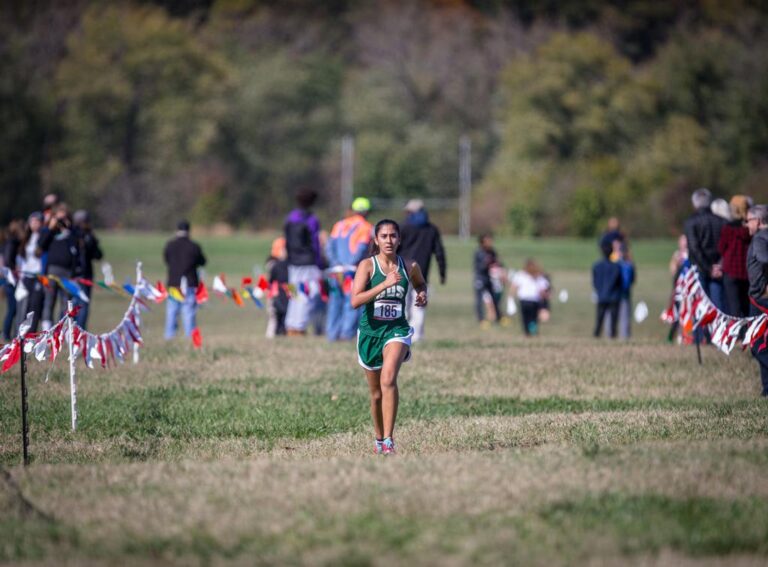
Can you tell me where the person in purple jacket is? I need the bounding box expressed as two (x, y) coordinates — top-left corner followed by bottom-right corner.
(284, 188), (324, 335)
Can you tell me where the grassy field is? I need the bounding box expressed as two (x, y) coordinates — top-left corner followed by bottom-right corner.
(1, 232), (766, 566)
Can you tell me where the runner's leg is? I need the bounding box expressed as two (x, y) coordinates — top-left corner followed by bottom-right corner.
(365, 369), (384, 440)
(380, 341), (409, 438)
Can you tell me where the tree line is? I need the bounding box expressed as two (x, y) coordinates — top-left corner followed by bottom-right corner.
(1, 0), (767, 236)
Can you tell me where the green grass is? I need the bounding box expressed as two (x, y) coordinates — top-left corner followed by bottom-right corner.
(0, 232), (766, 565)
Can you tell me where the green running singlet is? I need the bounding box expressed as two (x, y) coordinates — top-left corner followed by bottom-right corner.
(356, 255), (413, 370)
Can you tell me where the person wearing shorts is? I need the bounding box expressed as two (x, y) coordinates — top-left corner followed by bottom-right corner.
(351, 219), (427, 455)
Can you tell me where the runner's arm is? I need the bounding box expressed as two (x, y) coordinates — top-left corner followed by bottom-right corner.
(350, 260), (400, 308)
(409, 261), (428, 307)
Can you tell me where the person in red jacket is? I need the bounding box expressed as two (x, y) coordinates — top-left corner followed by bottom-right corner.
(718, 195), (753, 317)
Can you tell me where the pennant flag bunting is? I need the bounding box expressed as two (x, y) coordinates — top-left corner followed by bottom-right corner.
(662, 266), (764, 356)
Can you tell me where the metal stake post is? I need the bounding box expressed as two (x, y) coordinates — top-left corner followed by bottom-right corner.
(67, 301), (78, 431)
(459, 135), (472, 240)
(20, 337), (29, 466)
(341, 134), (354, 214)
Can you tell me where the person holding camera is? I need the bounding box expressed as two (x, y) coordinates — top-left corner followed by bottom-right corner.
(38, 203), (80, 330)
(73, 210), (103, 330)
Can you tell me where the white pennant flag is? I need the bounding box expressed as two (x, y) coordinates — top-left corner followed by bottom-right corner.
(633, 301), (648, 323)
(14, 281), (28, 302)
(34, 339), (49, 362)
(88, 335), (101, 368)
(212, 275), (228, 294)
(101, 263), (115, 286)
(18, 312), (34, 338)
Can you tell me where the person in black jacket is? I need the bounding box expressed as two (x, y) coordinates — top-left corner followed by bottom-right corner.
(163, 220), (206, 340)
(400, 199), (446, 341)
(73, 210), (103, 330)
(2, 219), (24, 339)
(684, 188), (727, 312)
(39, 204), (80, 330)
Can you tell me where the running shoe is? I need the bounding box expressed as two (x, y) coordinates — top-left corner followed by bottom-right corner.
(381, 437), (396, 455)
(374, 439), (384, 455)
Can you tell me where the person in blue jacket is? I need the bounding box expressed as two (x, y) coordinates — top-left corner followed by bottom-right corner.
(593, 241), (623, 338)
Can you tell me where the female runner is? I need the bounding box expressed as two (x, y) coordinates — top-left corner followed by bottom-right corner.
(351, 219), (428, 455)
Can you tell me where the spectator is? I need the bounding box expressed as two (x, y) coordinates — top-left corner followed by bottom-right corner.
(537, 272), (552, 323)
(473, 233), (501, 326)
(72, 210), (103, 330)
(711, 198), (732, 222)
(265, 237), (289, 338)
(614, 240), (636, 340)
(745, 204), (768, 396)
(599, 217), (625, 252)
(592, 241), (622, 339)
(718, 195), (753, 317)
(2, 220), (24, 339)
(684, 188), (727, 312)
(399, 199), (447, 342)
(509, 258), (547, 336)
(163, 220), (206, 340)
(39, 203), (79, 330)
(283, 188), (323, 336)
(325, 197), (373, 341)
(42, 193), (59, 224)
(309, 230), (329, 336)
(15, 213), (45, 333)
(669, 234), (690, 280)
(667, 235), (691, 344)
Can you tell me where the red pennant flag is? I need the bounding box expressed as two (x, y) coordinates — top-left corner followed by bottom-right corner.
(155, 281), (169, 303)
(698, 309), (718, 328)
(191, 327), (202, 349)
(241, 276), (253, 287)
(195, 282), (209, 305)
(97, 337), (106, 368)
(77, 278), (94, 287)
(1, 340), (21, 373)
(343, 275), (354, 295)
(257, 275), (269, 290)
(105, 337), (115, 368)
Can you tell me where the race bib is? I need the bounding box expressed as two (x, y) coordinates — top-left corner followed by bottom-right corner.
(373, 300), (402, 321)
